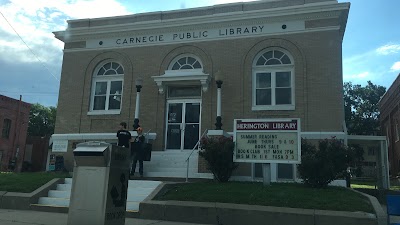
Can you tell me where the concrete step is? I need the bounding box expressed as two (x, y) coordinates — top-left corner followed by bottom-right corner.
(51, 181), (161, 193)
(64, 178), (73, 184)
(35, 180), (162, 212)
(145, 161), (198, 170)
(48, 190), (71, 198)
(38, 197), (70, 207)
(149, 152), (198, 158)
(56, 184), (72, 191)
(145, 171), (193, 178)
(144, 168), (198, 173)
(143, 172), (213, 179)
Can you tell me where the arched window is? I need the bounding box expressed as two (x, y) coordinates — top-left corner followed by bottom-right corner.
(90, 61), (124, 114)
(252, 48), (295, 110)
(153, 54), (210, 94)
(169, 55), (203, 70)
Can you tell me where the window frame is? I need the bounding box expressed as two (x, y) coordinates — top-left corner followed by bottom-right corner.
(252, 48), (295, 111)
(2, 118), (11, 139)
(395, 121), (399, 142)
(168, 54), (203, 71)
(88, 61), (124, 115)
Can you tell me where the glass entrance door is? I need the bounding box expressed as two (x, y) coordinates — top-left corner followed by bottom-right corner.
(166, 100), (201, 150)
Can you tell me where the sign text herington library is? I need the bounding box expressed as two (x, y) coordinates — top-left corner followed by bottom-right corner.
(233, 119), (301, 164)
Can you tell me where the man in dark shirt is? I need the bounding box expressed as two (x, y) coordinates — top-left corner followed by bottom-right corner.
(117, 122), (131, 148)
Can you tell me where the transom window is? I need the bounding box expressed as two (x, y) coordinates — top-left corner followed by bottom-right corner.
(2, 119), (11, 139)
(169, 55), (202, 70)
(89, 62), (124, 114)
(252, 49), (295, 111)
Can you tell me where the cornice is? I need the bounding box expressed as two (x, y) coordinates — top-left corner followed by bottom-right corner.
(61, 26), (340, 53)
(55, 3), (349, 42)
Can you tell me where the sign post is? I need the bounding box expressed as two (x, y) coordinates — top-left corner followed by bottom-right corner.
(233, 119), (301, 185)
(262, 163), (271, 185)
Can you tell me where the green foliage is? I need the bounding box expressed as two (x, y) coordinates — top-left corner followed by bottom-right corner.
(28, 103), (56, 137)
(199, 136), (238, 182)
(348, 144), (365, 177)
(298, 139), (354, 188)
(344, 81), (386, 135)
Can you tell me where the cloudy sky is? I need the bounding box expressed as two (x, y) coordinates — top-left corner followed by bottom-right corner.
(0, 0), (399, 107)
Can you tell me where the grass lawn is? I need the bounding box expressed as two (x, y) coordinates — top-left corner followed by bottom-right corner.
(0, 172), (70, 193)
(351, 180), (400, 191)
(155, 182), (374, 213)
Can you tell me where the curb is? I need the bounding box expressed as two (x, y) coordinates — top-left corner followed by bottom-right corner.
(138, 184), (379, 225)
(351, 188), (387, 225)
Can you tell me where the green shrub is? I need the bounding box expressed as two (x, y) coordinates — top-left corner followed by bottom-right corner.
(298, 138), (353, 188)
(199, 136), (238, 182)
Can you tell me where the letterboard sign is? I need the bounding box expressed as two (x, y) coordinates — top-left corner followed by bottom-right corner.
(233, 119), (301, 163)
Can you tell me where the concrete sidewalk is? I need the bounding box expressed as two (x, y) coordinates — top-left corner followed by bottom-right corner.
(0, 209), (210, 225)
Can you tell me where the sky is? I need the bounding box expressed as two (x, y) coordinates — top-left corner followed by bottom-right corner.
(0, 0), (399, 107)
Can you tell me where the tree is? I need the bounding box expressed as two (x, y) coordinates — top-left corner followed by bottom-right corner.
(344, 81), (386, 135)
(28, 103), (56, 137)
(298, 138), (353, 188)
(199, 136), (238, 182)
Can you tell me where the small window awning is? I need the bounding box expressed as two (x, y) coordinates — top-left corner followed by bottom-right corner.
(152, 69), (211, 94)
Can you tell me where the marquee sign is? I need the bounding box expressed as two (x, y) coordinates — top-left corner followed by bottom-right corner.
(233, 119), (301, 164)
(87, 21), (305, 49)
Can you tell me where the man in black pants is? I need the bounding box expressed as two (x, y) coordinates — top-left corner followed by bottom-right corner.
(131, 127), (145, 177)
(117, 122), (131, 148)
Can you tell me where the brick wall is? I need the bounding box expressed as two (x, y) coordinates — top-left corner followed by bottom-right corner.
(55, 18), (346, 172)
(379, 74), (400, 176)
(0, 95), (31, 171)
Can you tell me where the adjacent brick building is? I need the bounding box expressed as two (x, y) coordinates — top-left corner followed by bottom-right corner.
(52, 0), (350, 179)
(379, 74), (400, 177)
(0, 95), (31, 172)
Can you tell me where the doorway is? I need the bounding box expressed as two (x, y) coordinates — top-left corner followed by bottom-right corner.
(165, 100), (201, 150)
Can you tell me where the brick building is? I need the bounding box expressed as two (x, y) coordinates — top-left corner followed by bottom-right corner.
(0, 95), (31, 172)
(379, 74), (400, 177)
(51, 0), (351, 180)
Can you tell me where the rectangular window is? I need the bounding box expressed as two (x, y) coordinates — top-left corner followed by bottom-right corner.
(253, 70), (294, 110)
(256, 73), (271, 105)
(91, 80), (123, 112)
(396, 121), (399, 142)
(2, 119), (11, 139)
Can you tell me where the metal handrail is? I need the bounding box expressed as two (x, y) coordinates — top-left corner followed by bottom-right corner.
(186, 129), (208, 182)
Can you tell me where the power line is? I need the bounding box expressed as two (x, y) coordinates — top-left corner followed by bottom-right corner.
(0, 10), (60, 83)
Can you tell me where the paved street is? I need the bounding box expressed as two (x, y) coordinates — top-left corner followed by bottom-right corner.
(0, 209), (210, 225)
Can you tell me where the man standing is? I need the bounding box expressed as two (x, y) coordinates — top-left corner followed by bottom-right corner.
(131, 127), (145, 177)
(117, 122), (131, 148)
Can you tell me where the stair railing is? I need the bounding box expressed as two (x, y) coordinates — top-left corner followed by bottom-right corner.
(186, 129), (208, 182)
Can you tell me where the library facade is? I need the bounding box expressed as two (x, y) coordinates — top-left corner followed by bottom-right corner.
(51, 0), (372, 182)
